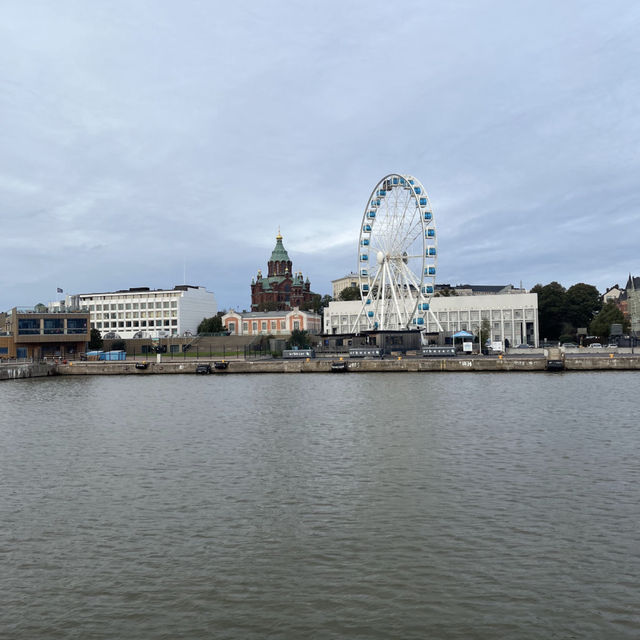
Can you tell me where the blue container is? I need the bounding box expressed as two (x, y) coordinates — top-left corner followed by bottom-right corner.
(429, 247), (436, 256)
(362, 284), (369, 292)
(360, 254), (368, 261)
(363, 224), (372, 232)
(419, 197), (427, 206)
(414, 186), (421, 194)
(428, 267), (436, 275)
(103, 350), (126, 361)
(367, 311), (374, 318)
(360, 269), (368, 276)
(361, 238), (369, 246)
(368, 211), (376, 218)
(427, 228), (435, 237)
(424, 212), (432, 221)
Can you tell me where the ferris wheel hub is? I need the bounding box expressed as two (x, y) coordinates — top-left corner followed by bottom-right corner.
(376, 250), (384, 264)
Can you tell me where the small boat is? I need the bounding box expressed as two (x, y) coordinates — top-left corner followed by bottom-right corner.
(196, 363), (212, 374)
(214, 361), (228, 370)
(331, 361), (348, 372)
(135, 361), (149, 370)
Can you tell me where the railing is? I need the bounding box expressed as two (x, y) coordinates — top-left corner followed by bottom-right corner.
(14, 307), (90, 314)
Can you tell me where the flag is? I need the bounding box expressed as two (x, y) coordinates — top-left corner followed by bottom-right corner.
(57, 288), (63, 293)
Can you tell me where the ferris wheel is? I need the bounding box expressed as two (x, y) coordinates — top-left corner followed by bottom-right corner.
(351, 173), (442, 333)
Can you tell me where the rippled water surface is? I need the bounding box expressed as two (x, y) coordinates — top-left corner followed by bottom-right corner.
(2, 372), (639, 639)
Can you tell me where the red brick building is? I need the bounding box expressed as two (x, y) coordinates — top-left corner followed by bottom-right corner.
(251, 232), (313, 311)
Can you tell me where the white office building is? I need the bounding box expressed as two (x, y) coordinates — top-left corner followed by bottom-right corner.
(324, 293), (539, 347)
(52, 285), (217, 339)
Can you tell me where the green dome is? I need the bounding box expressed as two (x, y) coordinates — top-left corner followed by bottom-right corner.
(269, 233), (290, 263)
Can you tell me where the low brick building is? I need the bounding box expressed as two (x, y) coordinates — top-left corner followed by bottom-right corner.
(222, 308), (321, 337)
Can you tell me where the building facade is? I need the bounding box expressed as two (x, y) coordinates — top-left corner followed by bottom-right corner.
(0, 306), (90, 359)
(323, 293), (539, 347)
(52, 285), (217, 339)
(222, 308), (321, 336)
(251, 232), (313, 311)
(331, 273), (359, 299)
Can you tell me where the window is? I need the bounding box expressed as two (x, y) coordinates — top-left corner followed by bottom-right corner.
(243, 323), (248, 332)
(294, 321), (300, 330)
(67, 318), (87, 334)
(18, 318), (40, 335)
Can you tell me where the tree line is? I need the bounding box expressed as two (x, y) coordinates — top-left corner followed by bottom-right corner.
(532, 282), (628, 342)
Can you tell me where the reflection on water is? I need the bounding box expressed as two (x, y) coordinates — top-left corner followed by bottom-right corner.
(1, 373), (639, 639)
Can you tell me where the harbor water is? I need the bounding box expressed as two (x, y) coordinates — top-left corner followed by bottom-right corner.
(1, 372), (639, 639)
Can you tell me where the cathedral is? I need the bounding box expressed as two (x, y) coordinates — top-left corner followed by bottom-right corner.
(251, 232), (313, 311)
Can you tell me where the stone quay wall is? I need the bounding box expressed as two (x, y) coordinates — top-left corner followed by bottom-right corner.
(54, 355), (640, 376)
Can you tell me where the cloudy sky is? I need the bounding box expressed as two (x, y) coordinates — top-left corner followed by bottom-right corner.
(1, 0), (639, 311)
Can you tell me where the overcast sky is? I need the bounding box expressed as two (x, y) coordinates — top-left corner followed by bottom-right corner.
(2, 0), (639, 311)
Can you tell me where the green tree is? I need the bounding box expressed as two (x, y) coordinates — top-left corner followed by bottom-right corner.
(197, 315), (223, 334)
(531, 281), (566, 340)
(589, 301), (629, 339)
(287, 329), (310, 349)
(565, 283), (602, 330)
(88, 328), (103, 350)
(339, 286), (361, 301)
(476, 318), (491, 345)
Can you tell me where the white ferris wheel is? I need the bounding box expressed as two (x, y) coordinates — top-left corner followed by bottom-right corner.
(350, 173), (442, 334)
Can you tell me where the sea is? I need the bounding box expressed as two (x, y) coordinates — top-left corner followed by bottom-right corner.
(1, 372), (639, 639)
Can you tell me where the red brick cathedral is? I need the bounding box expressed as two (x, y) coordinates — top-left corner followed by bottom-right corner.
(251, 232), (313, 311)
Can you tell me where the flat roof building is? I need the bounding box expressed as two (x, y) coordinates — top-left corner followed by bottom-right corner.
(324, 293), (539, 347)
(0, 306), (90, 360)
(51, 285), (217, 339)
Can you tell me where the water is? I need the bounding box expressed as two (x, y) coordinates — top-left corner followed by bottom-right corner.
(1, 372), (639, 639)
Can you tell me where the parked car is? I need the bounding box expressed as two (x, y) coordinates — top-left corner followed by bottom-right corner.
(562, 342), (578, 348)
(589, 343), (603, 348)
(515, 343), (532, 349)
(606, 344), (618, 349)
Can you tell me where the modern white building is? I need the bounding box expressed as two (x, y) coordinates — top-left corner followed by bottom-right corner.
(324, 293), (539, 347)
(51, 285), (217, 339)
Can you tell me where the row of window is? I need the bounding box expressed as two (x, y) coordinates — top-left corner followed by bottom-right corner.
(93, 311), (178, 320)
(240, 320), (301, 332)
(86, 301), (178, 311)
(331, 309), (536, 325)
(93, 319), (178, 329)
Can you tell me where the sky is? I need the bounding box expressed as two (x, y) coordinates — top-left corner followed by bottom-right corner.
(1, 0), (639, 312)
